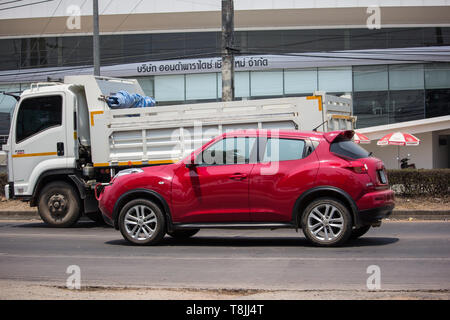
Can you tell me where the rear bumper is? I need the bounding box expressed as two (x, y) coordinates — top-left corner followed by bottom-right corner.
(356, 189), (395, 225)
(358, 204), (394, 225)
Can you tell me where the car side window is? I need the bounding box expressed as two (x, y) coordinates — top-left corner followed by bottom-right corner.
(263, 138), (305, 162)
(199, 137), (256, 166)
(16, 95), (62, 143)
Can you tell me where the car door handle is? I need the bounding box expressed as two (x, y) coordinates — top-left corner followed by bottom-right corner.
(229, 173), (247, 180)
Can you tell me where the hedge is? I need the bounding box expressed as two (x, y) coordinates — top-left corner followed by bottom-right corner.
(1, 170), (449, 198)
(0, 172), (6, 197)
(387, 169), (450, 197)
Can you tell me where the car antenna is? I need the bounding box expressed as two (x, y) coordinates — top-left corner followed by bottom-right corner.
(312, 120), (328, 132)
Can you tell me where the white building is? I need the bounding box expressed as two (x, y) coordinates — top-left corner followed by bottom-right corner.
(0, 0), (449, 168)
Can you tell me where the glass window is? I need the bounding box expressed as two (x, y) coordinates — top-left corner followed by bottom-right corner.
(389, 90), (424, 123)
(353, 91), (389, 128)
(284, 69), (317, 95)
(318, 67), (352, 93)
(389, 64), (424, 90)
(186, 73), (217, 100)
(16, 95), (62, 143)
(0, 83), (22, 113)
(330, 138), (370, 160)
(199, 137), (256, 165)
(250, 71), (283, 97)
(353, 65), (388, 92)
(218, 71), (250, 99)
(263, 138), (305, 162)
(136, 77), (154, 97)
(425, 63), (450, 89)
(154, 75), (185, 102)
(426, 89), (450, 118)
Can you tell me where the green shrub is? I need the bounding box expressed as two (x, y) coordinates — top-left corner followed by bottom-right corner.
(0, 173), (7, 197)
(387, 169), (450, 197)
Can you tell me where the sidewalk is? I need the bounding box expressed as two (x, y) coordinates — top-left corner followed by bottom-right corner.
(0, 209), (448, 221)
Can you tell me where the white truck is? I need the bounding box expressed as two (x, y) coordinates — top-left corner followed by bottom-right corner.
(2, 75), (355, 227)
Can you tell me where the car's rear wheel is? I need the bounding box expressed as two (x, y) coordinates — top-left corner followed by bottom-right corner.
(118, 199), (166, 245)
(301, 198), (352, 247)
(168, 229), (199, 239)
(350, 225), (371, 239)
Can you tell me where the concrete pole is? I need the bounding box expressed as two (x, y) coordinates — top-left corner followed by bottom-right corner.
(221, 0), (234, 101)
(93, 0), (100, 76)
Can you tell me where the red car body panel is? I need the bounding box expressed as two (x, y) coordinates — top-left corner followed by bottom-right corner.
(98, 129), (394, 229)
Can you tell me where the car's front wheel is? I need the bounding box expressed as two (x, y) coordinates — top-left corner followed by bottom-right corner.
(118, 199), (166, 245)
(301, 198), (353, 247)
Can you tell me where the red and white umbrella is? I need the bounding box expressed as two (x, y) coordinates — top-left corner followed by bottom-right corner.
(377, 132), (420, 168)
(377, 132), (420, 146)
(353, 132), (371, 144)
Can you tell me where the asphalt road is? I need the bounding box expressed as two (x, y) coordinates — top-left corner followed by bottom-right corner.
(0, 219), (449, 293)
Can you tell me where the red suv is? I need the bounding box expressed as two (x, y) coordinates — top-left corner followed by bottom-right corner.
(98, 130), (394, 247)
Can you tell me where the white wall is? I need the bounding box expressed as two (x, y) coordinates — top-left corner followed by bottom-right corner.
(1, 0), (450, 20)
(433, 133), (450, 168)
(362, 132), (434, 169)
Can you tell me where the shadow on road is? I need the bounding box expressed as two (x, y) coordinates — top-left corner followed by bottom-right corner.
(105, 236), (399, 248)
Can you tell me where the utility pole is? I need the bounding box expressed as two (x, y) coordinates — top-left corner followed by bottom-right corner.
(93, 0), (100, 76)
(221, 0), (234, 101)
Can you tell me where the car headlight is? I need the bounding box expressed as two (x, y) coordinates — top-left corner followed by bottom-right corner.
(113, 168), (144, 180)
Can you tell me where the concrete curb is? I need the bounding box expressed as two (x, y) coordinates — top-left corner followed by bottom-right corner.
(0, 210), (449, 221)
(389, 210), (450, 220)
(0, 211), (39, 220)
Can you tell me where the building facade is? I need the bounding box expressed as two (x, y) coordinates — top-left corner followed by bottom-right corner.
(0, 0), (449, 167)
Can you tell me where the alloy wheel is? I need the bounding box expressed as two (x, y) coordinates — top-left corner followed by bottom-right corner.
(124, 205), (157, 241)
(307, 203), (344, 242)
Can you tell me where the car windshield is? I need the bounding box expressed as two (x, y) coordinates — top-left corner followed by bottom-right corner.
(330, 138), (370, 159)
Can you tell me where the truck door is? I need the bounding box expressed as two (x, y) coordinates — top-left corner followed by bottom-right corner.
(11, 94), (67, 196)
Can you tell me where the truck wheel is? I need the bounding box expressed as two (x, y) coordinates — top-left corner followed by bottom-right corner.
(168, 229), (199, 239)
(38, 181), (81, 227)
(350, 225), (371, 239)
(118, 199), (166, 246)
(301, 197), (352, 247)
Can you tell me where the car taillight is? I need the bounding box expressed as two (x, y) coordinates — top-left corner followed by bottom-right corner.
(345, 161), (368, 174)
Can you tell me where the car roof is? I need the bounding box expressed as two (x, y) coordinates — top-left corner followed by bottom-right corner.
(221, 129), (326, 139)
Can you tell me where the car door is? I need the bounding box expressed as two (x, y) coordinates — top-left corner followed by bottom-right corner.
(249, 136), (320, 222)
(171, 136), (257, 223)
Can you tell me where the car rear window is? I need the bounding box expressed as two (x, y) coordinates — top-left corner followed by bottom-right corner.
(330, 138), (370, 159)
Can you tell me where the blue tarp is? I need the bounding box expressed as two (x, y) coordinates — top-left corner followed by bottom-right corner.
(107, 90), (156, 109)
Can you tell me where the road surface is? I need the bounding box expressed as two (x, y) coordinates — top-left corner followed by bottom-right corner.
(0, 219), (449, 299)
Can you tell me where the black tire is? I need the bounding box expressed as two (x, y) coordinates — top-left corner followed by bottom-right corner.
(118, 198), (166, 245)
(350, 225), (371, 240)
(37, 181), (81, 228)
(168, 229), (199, 239)
(301, 197), (353, 247)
